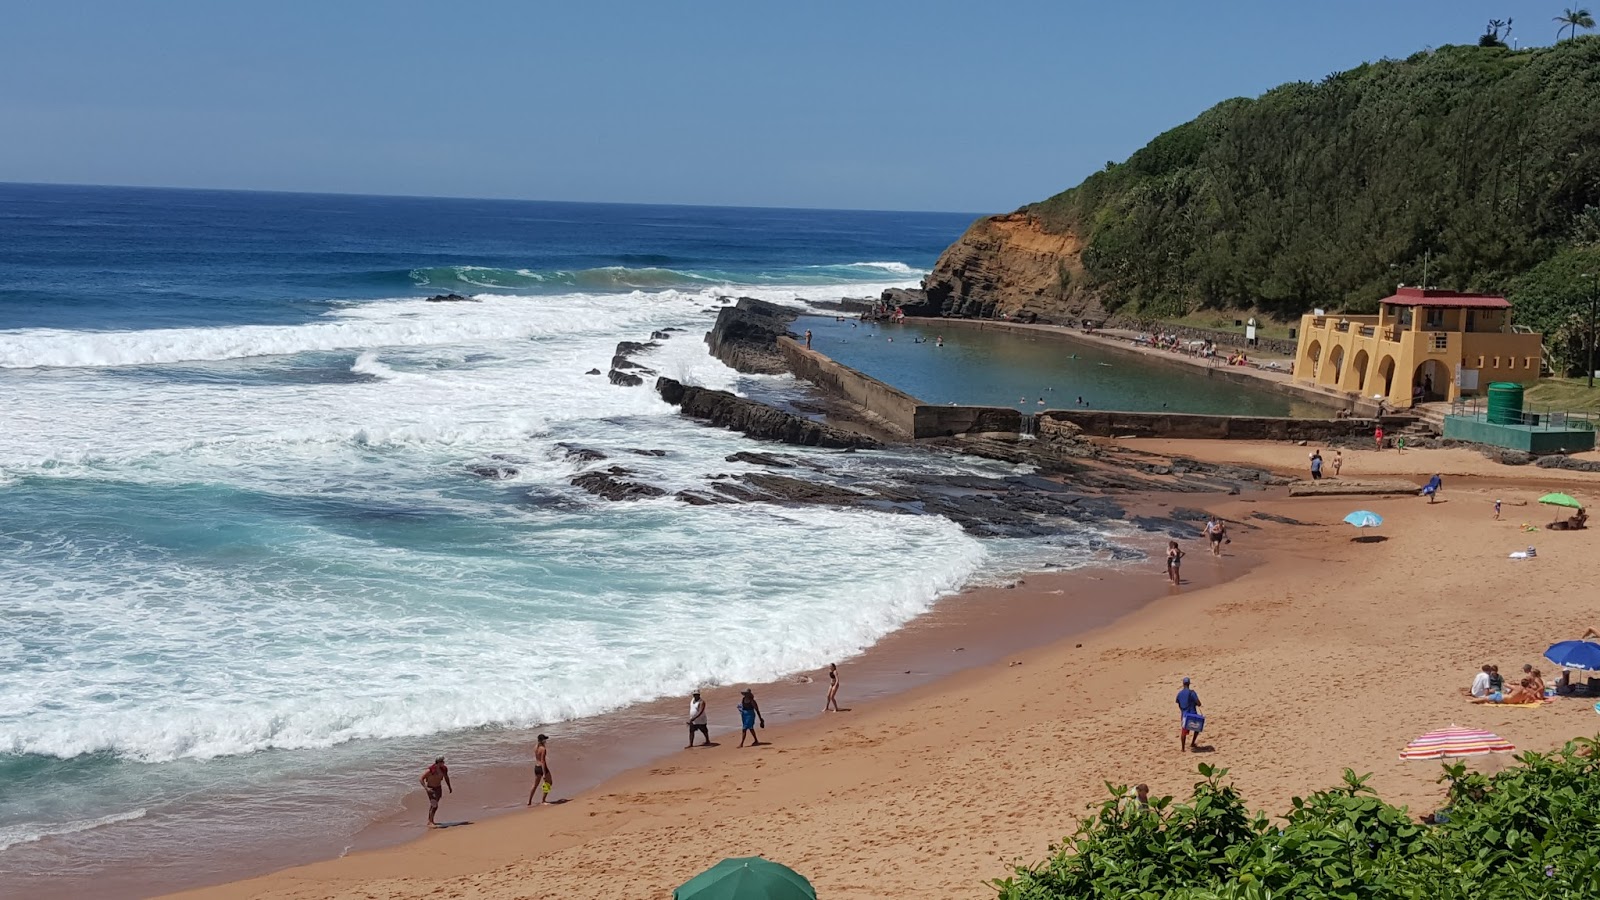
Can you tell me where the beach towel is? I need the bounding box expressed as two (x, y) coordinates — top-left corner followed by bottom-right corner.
(1469, 697), (1552, 708)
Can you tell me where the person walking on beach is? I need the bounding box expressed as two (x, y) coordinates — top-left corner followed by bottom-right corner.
(687, 691), (710, 748)
(1204, 517), (1226, 556)
(1176, 678), (1202, 752)
(1166, 540), (1184, 586)
(420, 756), (452, 827)
(1375, 423), (1385, 449)
(737, 688), (765, 747)
(1494, 498), (1503, 520)
(824, 663), (841, 712)
(527, 734), (553, 806)
(1309, 450), (1323, 480)
(1333, 450), (1343, 477)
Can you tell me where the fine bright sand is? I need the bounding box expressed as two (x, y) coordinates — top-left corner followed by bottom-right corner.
(171, 442), (1600, 900)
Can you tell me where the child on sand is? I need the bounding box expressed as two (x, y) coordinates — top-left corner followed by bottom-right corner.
(1375, 424), (1385, 448)
(1494, 499), (1502, 520)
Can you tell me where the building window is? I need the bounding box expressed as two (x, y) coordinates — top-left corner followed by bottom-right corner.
(1492, 357), (1500, 368)
(1431, 333), (1449, 352)
(1527, 357), (1536, 370)
(1477, 355), (1485, 368)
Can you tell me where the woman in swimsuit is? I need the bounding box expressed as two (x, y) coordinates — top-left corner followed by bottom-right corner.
(824, 663), (840, 712)
(1166, 541), (1184, 586)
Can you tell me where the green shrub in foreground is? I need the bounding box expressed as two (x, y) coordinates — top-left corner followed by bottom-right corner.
(994, 738), (1600, 899)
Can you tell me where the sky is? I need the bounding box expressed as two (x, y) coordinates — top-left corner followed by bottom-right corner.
(0, 1), (1578, 212)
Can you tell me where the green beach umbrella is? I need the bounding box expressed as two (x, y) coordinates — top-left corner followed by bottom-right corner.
(1539, 492), (1583, 509)
(674, 857), (816, 900)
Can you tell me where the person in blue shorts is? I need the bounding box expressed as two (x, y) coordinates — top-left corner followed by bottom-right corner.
(737, 688), (765, 748)
(1176, 677), (1203, 752)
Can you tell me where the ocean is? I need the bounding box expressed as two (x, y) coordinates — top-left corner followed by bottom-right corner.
(0, 184), (1135, 895)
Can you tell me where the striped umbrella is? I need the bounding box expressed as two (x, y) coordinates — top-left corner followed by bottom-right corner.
(1399, 726), (1515, 761)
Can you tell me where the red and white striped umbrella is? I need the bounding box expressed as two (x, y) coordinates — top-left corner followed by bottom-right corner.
(1399, 726), (1516, 761)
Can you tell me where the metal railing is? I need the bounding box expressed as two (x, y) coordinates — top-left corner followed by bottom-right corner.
(1450, 397), (1598, 431)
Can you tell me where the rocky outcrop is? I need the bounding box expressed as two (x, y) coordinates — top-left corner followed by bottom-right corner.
(656, 377), (878, 449)
(570, 467), (668, 501)
(555, 443), (607, 463)
(1536, 454), (1600, 472)
(704, 298), (798, 374)
(608, 339), (658, 387)
(425, 293), (478, 303)
(919, 213), (1100, 323)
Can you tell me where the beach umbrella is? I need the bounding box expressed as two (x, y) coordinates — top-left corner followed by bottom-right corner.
(1343, 510), (1383, 528)
(1399, 726), (1515, 761)
(674, 857), (816, 900)
(1545, 640), (1600, 672)
(1539, 492), (1583, 509)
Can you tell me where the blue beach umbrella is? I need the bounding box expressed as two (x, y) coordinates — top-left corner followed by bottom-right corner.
(1545, 640), (1600, 672)
(1343, 510), (1383, 528)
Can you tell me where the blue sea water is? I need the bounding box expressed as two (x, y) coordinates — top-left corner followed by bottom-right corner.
(3, 184), (1112, 895)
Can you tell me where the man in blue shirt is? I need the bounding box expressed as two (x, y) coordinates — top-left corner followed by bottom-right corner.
(1176, 677), (1202, 752)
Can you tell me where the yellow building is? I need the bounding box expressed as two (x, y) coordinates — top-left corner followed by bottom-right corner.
(1293, 287), (1543, 408)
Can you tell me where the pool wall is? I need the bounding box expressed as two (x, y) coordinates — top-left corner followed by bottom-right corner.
(777, 336), (1429, 443)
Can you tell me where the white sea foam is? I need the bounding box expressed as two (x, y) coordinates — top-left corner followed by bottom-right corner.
(0, 276), (1036, 770)
(843, 260), (922, 275)
(0, 809), (148, 852)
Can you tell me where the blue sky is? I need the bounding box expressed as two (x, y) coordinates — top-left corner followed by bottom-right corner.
(0, 1), (1575, 211)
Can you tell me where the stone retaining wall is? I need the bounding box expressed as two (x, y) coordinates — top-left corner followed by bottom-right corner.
(778, 337), (919, 437)
(1040, 410), (1410, 441)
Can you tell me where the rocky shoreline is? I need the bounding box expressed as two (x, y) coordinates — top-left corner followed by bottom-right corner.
(497, 304), (1297, 545)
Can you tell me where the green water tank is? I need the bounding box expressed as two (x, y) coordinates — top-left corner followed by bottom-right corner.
(1486, 382), (1524, 425)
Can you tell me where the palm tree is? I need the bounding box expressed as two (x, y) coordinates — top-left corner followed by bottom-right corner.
(1554, 7), (1596, 41)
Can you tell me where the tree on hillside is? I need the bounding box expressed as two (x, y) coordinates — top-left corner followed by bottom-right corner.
(1555, 7), (1595, 41)
(1480, 18), (1511, 47)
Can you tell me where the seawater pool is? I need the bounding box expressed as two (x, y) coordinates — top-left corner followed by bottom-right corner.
(799, 316), (1323, 416)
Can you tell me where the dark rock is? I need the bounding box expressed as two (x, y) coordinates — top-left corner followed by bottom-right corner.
(466, 464), (518, 479)
(651, 330), (672, 340)
(608, 369), (644, 387)
(656, 377), (878, 449)
(585, 368), (602, 375)
(570, 467), (666, 501)
(878, 287), (938, 318)
(1251, 511), (1317, 526)
(726, 451), (796, 468)
(710, 481), (765, 502)
(628, 449), (669, 457)
(1535, 454), (1600, 472)
(425, 293), (478, 303)
(704, 298), (798, 374)
(1491, 448), (1534, 466)
(555, 443), (607, 463)
(736, 473), (869, 505)
(674, 490), (729, 506)
(1170, 507), (1215, 522)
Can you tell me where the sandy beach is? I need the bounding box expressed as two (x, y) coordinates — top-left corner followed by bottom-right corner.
(168, 441), (1598, 900)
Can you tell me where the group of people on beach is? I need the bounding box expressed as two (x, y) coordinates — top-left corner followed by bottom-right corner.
(416, 666), (843, 827)
(1466, 663), (1557, 705)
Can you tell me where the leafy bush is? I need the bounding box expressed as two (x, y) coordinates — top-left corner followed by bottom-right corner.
(994, 739), (1600, 899)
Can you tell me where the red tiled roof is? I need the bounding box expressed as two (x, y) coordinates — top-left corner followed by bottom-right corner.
(1381, 287), (1509, 309)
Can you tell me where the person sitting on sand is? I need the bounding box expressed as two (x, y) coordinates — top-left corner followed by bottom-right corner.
(1469, 664), (1492, 698)
(1488, 665), (1504, 694)
(1552, 509), (1589, 531)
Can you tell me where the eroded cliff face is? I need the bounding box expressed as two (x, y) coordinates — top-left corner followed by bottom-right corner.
(919, 213), (1102, 323)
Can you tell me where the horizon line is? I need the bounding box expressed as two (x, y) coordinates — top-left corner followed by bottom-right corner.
(0, 179), (988, 219)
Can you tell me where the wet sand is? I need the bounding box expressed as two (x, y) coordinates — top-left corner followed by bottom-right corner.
(164, 442), (1600, 900)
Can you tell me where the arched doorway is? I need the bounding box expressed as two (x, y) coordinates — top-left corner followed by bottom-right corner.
(1413, 359), (1451, 404)
(1349, 348), (1370, 393)
(1375, 355), (1397, 398)
(1301, 339), (1322, 380)
(1322, 345), (1345, 387)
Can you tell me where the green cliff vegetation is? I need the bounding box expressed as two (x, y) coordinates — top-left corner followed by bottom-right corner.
(994, 740), (1600, 899)
(1030, 37), (1600, 353)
